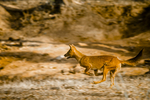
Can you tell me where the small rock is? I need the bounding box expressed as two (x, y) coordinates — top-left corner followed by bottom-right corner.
(61, 68), (70, 75)
(74, 67), (82, 73)
(56, 55), (65, 60)
(69, 68), (75, 74)
(50, 87), (60, 90)
(69, 64), (83, 74)
(42, 53), (49, 56)
(64, 86), (76, 89)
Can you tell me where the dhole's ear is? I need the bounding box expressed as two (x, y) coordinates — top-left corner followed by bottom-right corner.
(69, 44), (74, 46)
(71, 44), (74, 46)
(69, 44), (75, 48)
(69, 44), (73, 49)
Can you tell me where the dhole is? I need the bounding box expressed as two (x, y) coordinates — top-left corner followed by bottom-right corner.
(64, 44), (143, 88)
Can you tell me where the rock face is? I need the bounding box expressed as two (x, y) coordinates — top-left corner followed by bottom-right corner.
(0, 6), (11, 31)
(0, 1), (150, 42)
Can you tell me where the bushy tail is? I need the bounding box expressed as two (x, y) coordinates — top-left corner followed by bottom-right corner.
(121, 49), (143, 66)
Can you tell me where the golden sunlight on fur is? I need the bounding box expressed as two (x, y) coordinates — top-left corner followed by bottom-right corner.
(64, 44), (143, 88)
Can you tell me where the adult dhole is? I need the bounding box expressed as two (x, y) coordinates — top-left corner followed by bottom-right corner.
(64, 44), (143, 88)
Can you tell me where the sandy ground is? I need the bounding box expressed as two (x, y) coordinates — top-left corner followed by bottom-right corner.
(0, 36), (149, 100)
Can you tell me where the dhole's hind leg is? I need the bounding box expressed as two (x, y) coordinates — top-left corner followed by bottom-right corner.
(109, 64), (121, 88)
(110, 70), (115, 88)
(94, 69), (99, 76)
(94, 69), (103, 76)
(93, 66), (109, 84)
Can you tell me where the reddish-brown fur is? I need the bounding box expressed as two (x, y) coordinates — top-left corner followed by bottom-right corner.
(64, 44), (143, 88)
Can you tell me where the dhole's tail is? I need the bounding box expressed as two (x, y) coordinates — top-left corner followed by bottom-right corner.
(121, 49), (143, 66)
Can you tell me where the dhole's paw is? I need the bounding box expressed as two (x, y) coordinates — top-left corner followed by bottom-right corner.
(92, 81), (99, 84)
(89, 73), (94, 76)
(85, 73), (94, 76)
(109, 84), (114, 89)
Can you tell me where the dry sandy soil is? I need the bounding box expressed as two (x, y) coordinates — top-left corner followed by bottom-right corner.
(0, 0), (150, 100)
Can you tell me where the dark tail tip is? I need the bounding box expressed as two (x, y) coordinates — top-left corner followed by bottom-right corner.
(127, 48), (144, 62)
(136, 48), (144, 58)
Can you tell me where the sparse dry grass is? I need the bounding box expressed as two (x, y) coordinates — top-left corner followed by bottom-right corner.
(0, 73), (149, 100)
(0, 39), (149, 100)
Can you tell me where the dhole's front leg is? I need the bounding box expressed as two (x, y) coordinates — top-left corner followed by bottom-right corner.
(93, 66), (109, 84)
(84, 66), (93, 76)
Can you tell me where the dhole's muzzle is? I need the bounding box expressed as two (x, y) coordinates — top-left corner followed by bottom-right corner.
(64, 44), (74, 59)
(64, 49), (73, 59)
(64, 53), (71, 59)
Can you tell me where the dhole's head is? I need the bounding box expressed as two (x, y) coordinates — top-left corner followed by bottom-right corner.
(64, 44), (76, 59)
